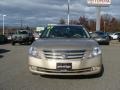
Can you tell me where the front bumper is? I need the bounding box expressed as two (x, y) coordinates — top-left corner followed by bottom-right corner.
(12, 38), (27, 42)
(28, 55), (102, 75)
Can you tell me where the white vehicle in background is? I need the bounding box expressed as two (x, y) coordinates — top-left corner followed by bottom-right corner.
(34, 27), (44, 40)
(110, 32), (120, 40)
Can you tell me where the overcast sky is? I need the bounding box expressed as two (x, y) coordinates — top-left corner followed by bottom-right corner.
(0, 0), (119, 27)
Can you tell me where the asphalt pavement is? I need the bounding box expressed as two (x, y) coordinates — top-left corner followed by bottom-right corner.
(0, 42), (120, 90)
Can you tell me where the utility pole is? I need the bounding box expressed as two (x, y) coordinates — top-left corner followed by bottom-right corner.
(67, 0), (70, 25)
(96, 7), (101, 31)
(3, 15), (7, 35)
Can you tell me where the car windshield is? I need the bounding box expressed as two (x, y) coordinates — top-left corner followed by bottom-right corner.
(95, 32), (107, 37)
(95, 32), (104, 35)
(40, 26), (90, 38)
(17, 31), (28, 34)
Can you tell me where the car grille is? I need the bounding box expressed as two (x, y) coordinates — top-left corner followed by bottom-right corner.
(43, 49), (86, 60)
(14, 36), (22, 40)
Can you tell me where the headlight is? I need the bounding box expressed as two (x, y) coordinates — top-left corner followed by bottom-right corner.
(92, 47), (102, 56)
(29, 47), (41, 58)
(83, 47), (101, 59)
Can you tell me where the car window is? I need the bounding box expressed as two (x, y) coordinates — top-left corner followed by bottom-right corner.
(19, 31), (28, 34)
(118, 33), (120, 35)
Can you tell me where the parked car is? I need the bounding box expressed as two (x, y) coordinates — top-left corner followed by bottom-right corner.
(90, 31), (110, 45)
(109, 32), (120, 40)
(11, 30), (35, 45)
(0, 35), (8, 44)
(28, 25), (103, 76)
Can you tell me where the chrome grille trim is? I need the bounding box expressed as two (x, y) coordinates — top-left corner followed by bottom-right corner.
(43, 50), (86, 53)
(43, 50), (86, 60)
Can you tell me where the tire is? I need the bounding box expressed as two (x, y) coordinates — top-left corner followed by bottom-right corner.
(106, 42), (110, 45)
(25, 41), (30, 45)
(12, 42), (15, 46)
(27, 42), (30, 45)
(30, 40), (34, 44)
(19, 42), (23, 45)
(104, 42), (109, 45)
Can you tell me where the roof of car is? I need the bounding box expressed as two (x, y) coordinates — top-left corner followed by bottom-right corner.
(47, 24), (83, 27)
(95, 31), (104, 32)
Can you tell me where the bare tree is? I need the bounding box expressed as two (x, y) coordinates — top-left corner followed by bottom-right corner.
(59, 18), (66, 24)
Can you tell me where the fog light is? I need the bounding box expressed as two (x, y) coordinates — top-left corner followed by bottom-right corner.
(92, 67), (100, 71)
(92, 67), (97, 71)
(31, 66), (37, 70)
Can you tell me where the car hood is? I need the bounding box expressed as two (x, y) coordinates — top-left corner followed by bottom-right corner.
(12, 34), (28, 38)
(32, 38), (99, 51)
